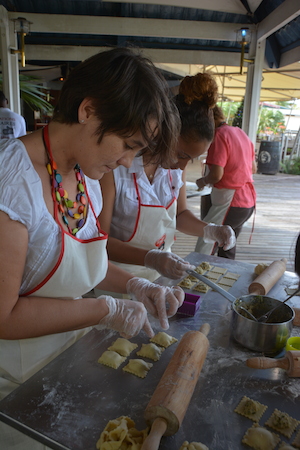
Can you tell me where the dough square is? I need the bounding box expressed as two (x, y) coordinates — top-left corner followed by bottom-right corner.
(223, 272), (240, 281)
(218, 276), (235, 287)
(234, 396), (268, 422)
(178, 277), (196, 289)
(98, 350), (126, 369)
(179, 440), (209, 450)
(242, 423), (280, 449)
(204, 271), (221, 281)
(265, 409), (299, 439)
(122, 359), (153, 378)
(216, 283), (231, 291)
(150, 331), (178, 348)
(136, 343), (165, 361)
(193, 282), (210, 293)
(199, 262), (213, 271)
(186, 274), (199, 282)
(278, 443), (298, 450)
(108, 338), (138, 357)
(292, 428), (300, 448)
(210, 266), (227, 275)
(96, 415), (148, 449)
(194, 266), (205, 275)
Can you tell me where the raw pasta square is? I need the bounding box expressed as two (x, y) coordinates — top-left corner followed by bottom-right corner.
(223, 272), (240, 281)
(193, 282), (210, 293)
(198, 262), (213, 271)
(194, 266), (205, 275)
(278, 443), (298, 450)
(242, 423), (280, 450)
(265, 409), (299, 439)
(98, 350), (127, 369)
(122, 359), (153, 378)
(292, 428), (300, 448)
(234, 396), (267, 422)
(204, 271), (221, 281)
(218, 277), (235, 287)
(150, 331), (177, 348)
(210, 266), (227, 274)
(136, 343), (165, 361)
(178, 277), (196, 289)
(108, 338), (138, 357)
(216, 283), (231, 291)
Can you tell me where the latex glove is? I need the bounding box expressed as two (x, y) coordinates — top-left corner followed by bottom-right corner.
(203, 223), (236, 251)
(144, 249), (194, 279)
(96, 295), (154, 339)
(126, 277), (184, 330)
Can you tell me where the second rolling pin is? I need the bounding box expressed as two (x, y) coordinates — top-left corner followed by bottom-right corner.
(246, 350), (300, 377)
(141, 323), (210, 450)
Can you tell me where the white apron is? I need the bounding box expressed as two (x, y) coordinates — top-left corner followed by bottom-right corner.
(112, 172), (177, 281)
(195, 187), (235, 254)
(0, 126), (108, 450)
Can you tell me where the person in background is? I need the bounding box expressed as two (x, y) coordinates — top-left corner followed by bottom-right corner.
(99, 73), (236, 283)
(0, 91), (26, 139)
(0, 47), (184, 450)
(195, 105), (257, 259)
(295, 233), (300, 279)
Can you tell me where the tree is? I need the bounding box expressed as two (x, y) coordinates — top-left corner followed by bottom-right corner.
(0, 74), (53, 113)
(232, 99), (244, 128)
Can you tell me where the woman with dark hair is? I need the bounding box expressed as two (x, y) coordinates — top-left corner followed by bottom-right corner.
(0, 47), (183, 450)
(99, 73), (236, 282)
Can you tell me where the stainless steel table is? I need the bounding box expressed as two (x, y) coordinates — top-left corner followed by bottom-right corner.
(1, 253), (300, 450)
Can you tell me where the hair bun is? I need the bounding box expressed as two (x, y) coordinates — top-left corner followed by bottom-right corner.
(179, 72), (218, 108)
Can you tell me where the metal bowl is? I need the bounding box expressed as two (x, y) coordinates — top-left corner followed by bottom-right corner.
(231, 295), (295, 355)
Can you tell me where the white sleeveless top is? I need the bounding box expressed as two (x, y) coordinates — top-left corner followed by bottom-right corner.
(0, 138), (103, 294)
(110, 156), (183, 241)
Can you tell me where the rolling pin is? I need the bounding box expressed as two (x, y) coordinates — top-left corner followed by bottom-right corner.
(141, 323), (210, 450)
(248, 258), (300, 326)
(248, 258), (287, 295)
(246, 350), (300, 377)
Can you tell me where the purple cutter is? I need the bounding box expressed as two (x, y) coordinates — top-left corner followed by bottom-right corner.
(177, 292), (201, 317)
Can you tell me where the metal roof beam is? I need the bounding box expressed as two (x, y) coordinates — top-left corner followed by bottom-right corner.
(102, 0), (249, 15)
(257, 0), (300, 42)
(25, 44), (243, 67)
(7, 12), (254, 42)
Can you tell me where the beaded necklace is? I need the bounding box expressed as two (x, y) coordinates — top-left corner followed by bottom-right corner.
(46, 161), (88, 235)
(43, 126), (88, 236)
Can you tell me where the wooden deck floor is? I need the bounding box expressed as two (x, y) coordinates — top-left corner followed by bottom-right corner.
(172, 160), (300, 272)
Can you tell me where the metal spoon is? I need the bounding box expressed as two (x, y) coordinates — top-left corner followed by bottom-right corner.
(238, 306), (258, 321)
(257, 288), (300, 323)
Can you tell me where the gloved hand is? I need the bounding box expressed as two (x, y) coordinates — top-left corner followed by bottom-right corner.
(126, 277), (184, 330)
(144, 249), (194, 279)
(203, 223), (236, 251)
(96, 296), (154, 339)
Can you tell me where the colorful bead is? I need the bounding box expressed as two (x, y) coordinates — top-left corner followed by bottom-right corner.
(47, 159), (87, 236)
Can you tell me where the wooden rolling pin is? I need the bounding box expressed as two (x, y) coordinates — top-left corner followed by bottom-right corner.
(141, 323), (210, 450)
(246, 350), (300, 377)
(248, 258), (287, 295)
(247, 258), (300, 326)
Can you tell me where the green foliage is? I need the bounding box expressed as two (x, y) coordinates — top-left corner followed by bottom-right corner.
(217, 102), (239, 125)
(257, 108), (286, 135)
(232, 99), (244, 128)
(0, 74), (53, 113)
(280, 157), (300, 175)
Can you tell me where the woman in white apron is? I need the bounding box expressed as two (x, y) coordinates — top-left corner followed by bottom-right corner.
(99, 72), (236, 281)
(0, 48), (184, 450)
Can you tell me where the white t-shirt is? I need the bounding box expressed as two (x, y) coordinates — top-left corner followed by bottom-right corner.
(0, 108), (26, 139)
(110, 156), (183, 242)
(0, 139), (102, 294)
